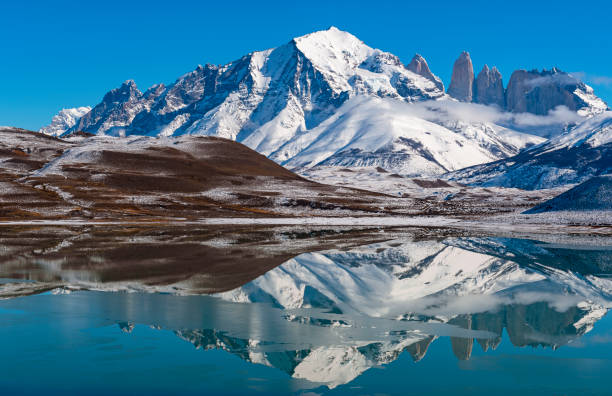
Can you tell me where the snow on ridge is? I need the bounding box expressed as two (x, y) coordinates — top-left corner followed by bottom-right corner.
(32, 134), (214, 177)
(545, 110), (612, 151)
(446, 110), (612, 190)
(272, 96), (544, 175)
(574, 83), (609, 117)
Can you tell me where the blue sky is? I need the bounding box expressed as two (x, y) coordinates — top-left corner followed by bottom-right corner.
(1, 0), (611, 130)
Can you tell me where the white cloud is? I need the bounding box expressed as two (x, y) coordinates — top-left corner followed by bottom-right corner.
(591, 76), (612, 86)
(526, 73), (580, 88)
(510, 105), (584, 127)
(401, 99), (583, 128)
(571, 72), (612, 87)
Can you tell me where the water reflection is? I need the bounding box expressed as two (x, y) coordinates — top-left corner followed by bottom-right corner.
(0, 226), (611, 391)
(205, 238), (612, 386)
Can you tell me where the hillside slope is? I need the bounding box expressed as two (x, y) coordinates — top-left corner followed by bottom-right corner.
(524, 175), (612, 213)
(448, 112), (612, 189)
(2, 127), (434, 220)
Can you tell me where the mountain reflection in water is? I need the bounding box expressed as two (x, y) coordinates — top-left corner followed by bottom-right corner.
(0, 226), (611, 393)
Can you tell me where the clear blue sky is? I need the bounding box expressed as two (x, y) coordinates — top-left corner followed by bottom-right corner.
(1, 0), (611, 130)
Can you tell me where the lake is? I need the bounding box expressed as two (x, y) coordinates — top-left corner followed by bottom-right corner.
(0, 226), (611, 395)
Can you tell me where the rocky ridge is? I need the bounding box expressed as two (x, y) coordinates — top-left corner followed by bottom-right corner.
(407, 54), (445, 91)
(448, 54), (607, 116)
(474, 65), (504, 108)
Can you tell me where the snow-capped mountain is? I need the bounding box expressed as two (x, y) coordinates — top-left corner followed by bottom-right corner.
(39, 27), (610, 178)
(42, 27), (553, 176)
(504, 67), (608, 117)
(39, 106), (91, 136)
(68, 27), (444, 144)
(448, 111), (612, 189)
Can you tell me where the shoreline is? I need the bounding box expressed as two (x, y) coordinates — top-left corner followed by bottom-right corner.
(0, 215), (609, 236)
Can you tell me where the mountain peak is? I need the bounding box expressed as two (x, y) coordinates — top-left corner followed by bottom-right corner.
(102, 80), (142, 104)
(475, 64), (504, 107)
(291, 27), (374, 87)
(407, 53), (444, 91)
(292, 26), (366, 54)
(448, 51), (475, 102)
(293, 26), (360, 44)
(120, 79), (138, 91)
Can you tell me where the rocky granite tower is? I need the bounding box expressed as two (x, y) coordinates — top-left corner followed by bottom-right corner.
(448, 51), (474, 102)
(407, 54), (445, 92)
(504, 68), (596, 115)
(474, 65), (504, 107)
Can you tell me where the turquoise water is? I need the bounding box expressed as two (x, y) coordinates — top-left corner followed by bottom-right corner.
(1, 292), (611, 395)
(0, 231), (611, 395)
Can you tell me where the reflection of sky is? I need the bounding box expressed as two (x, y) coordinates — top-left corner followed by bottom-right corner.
(0, 291), (612, 395)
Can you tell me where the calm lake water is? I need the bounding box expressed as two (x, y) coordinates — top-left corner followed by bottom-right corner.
(0, 226), (611, 395)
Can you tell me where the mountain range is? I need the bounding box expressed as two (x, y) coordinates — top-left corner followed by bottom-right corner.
(38, 27), (609, 181)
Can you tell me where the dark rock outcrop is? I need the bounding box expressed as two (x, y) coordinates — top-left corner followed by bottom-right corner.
(474, 65), (504, 108)
(407, 54), (444, 91)
(444, 53), (606, 116)
(505, 68), (598, 115)
(448, 51), (474, 102)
